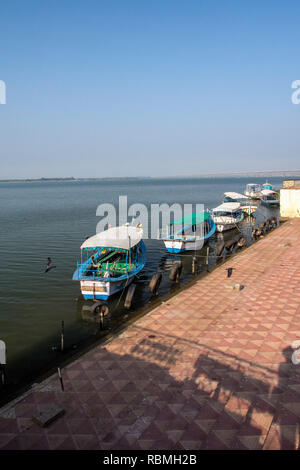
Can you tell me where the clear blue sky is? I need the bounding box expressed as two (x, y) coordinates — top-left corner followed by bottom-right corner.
(0, 0), (299, 178)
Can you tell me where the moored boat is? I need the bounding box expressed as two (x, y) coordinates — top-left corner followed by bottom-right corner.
(159, 211), (216, 253)
(72, 225), (146, 300)
(240, 204), (257, 215)
(260, 189), (280, 207)
(211, 202), (244, 232)
(262, 181), (273, 191)
(224, 192), (250, 203)
(244, 183), (262, 199)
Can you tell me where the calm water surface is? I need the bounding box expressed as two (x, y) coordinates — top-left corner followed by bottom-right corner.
(0, 177), (281, 400)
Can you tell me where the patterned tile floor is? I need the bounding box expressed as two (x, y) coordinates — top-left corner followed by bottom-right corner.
(1, 219), (300, 450)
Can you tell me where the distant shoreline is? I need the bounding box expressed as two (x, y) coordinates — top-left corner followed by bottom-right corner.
(0, 170), (300, 183)
(0, 177), (152, 183)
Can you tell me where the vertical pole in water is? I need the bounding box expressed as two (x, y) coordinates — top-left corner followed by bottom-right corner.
(192, 256), (197, 274)
(0, 340), (6, 386)
(206, 247), (209, 265)
(61, 321), (64, 353)
(129, 236), (131, 266)
(99, 309), (104, 330)
(57, 367), (64, 391)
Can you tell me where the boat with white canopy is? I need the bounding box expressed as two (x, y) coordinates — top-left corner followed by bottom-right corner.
(211, 202), (244, 232)
(72, 225), (146, 300)
(224, 192), (250, 203)
(158, 211), (216, 253)
(223, 192), (257, 215)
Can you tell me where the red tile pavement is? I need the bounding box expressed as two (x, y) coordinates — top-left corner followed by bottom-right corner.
(1, 219), (300, 450)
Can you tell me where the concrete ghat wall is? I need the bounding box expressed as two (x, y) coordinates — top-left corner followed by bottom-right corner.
(280, 188), (300, 218)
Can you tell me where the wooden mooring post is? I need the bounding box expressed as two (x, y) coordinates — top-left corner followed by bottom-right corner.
(57, 367), (64, 391)
(61, 321), (64, 352)
(205, 247), (209, 265)
(192, 256), (197, 274)
(0, 340), (6, 386)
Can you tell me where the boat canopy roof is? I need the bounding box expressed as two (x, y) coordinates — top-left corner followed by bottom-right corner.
(224, 192), (249, 200)
(169, 211), (210, 226)
(261, 189), (276, 195)
(212, 202), (241, 212)
(80, 226), (143, 250)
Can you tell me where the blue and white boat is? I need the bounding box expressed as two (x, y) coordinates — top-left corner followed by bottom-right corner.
(73, 225), (146, 300)
(159, 211), (216, 254)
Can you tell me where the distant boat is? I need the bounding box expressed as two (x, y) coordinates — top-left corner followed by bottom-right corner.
(224, 192), (250, 203)
(244, 183), (262, 199)
(72, 225), (146, 300)
(159, 211), (216, 253)
(211, 202), (244, 232)
(260, 189), (280, 207)
(262, 181), (273, 191)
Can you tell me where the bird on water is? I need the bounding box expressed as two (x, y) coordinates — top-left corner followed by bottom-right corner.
(45, 257), (56, 273)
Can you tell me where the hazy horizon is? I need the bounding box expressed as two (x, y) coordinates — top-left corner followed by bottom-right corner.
(1, 168), (300, 182)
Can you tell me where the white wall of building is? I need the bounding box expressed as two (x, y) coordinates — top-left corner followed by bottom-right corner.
(280, 189), (300, 218)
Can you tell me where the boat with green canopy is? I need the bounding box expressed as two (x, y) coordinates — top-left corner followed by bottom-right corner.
(158, 211), (216, 253)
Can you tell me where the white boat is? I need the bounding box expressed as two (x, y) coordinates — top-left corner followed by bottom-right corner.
(72, 225), (146, 300)
(211, 202), (244, 232)
(224, 192), (250, 203)
(158, 211), (216, 253)
(244, 183), (262, 199)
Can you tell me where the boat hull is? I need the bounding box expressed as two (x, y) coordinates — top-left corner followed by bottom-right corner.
(212, 216), (244, 232)
(163, 238), (207, 253)
(215, 223), (237, 232)
(260, 200), (280, 207)
(162, 217), (216, 253)
(80, 277), (134, 300)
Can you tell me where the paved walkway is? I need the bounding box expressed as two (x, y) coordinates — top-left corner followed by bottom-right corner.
(1, 219), (300, 450)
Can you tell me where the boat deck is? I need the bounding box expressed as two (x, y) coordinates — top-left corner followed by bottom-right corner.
(86, 263), (137, 278)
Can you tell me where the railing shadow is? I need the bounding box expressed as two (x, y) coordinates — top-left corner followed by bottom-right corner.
(0, 337), (299, 450)
(128, 335), (300, 450)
